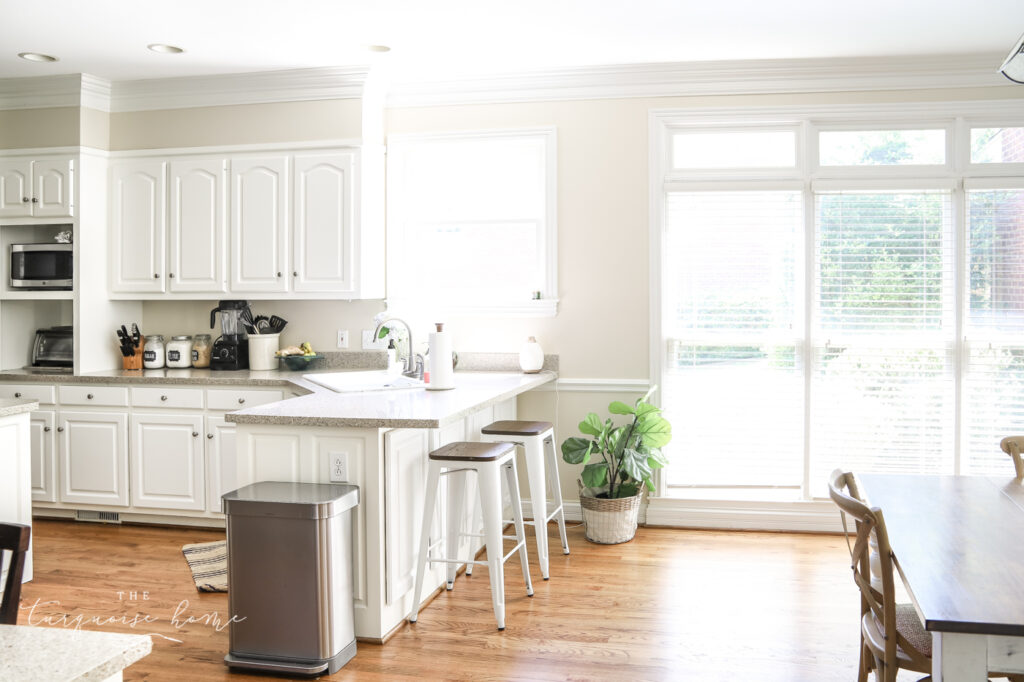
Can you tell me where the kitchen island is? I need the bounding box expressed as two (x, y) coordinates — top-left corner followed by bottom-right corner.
(0, 398), (38, 582)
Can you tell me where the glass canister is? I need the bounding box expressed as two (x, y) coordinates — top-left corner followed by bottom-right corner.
(143, 334), (166, 369)
(166, 335), (193, 368)
(191, 334), (212, 368)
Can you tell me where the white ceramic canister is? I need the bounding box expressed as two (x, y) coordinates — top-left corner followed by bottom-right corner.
(519, 336), (544, 373)
(248, 333), (281, 371)
(143, 334), (166, 369)
(166, 335), (193, 368)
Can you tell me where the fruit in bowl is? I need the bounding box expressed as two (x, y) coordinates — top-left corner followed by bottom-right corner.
(276, 342), (321, 370)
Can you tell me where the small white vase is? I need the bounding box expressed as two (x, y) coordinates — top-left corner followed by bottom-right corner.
(519, 336), (544, 374)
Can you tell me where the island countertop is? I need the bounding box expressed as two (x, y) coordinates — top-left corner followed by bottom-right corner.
(0, 624), (152, 682)
(0, 398), (38, 417)
(226, 371), (556, 429)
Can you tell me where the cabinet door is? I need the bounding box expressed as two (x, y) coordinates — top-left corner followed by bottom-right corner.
(0, 159), (31, 218)
(59, 410), (129, 507)
(292, 153), (355, 293)
(110, 160), (167, 293)
(130, 413), (205, 511)
(29, 409), (56, 502)
(230, 156), (288, 293)
(204, 414), (237, 513)
(168, 158), (228, 293)
(32, 157), (74, 217)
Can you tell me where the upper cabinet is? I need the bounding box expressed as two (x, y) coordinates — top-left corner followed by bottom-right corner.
(110, 145), (381, 300)
(0, 155), (74, 219)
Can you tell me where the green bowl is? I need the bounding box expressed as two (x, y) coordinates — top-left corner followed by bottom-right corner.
(279, 354), (322, 370)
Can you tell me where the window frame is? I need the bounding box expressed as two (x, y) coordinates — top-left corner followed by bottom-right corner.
(385, 127), (558, 317)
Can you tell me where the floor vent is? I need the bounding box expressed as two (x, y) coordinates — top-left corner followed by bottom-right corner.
(75, 510), (122, 524)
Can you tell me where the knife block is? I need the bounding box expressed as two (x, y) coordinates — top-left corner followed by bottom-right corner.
(123, 336), (143, 370)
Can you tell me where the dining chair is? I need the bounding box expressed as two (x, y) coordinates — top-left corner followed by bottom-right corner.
(829, 469), (932, 682)
(1000, 436), (1024, 481)
(0, 522), (31, 625)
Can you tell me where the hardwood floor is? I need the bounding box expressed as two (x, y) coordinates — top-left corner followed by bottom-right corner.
(18, 519), (874, 681)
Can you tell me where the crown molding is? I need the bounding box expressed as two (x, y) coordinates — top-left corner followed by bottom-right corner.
(80, 74), (112, 112)
(386, 53), (1014, 108)
(0, 74), (86, 110)
(108, 66), (371, 112)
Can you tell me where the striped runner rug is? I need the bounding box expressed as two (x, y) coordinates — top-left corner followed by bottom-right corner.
(181, 540), (228, 592)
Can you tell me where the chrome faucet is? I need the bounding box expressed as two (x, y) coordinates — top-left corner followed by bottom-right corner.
(373, 317), (423, 379)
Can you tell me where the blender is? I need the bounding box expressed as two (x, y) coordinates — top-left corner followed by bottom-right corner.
(210, 300), (250, 370)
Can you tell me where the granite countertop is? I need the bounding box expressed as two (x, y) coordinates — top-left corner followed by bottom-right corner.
(0, 367), (316, 387)
(0, 624), (152, 681)
(228, 371), (556, 428)
(0, 398), (39, 417)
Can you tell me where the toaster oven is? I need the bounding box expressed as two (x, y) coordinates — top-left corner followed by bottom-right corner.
(31, 326), (73, 368)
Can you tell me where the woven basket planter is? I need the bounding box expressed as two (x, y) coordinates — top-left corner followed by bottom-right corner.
(579, 491), (641, 544)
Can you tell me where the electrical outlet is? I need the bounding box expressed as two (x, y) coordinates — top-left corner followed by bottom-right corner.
(329, 452), (347, 482)
(336, 330), (349, 349)
(362, 329), (386, 350)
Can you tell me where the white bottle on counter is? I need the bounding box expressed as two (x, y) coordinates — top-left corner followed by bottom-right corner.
(427, 323), (455, 390)
(519, 336), (544, 374)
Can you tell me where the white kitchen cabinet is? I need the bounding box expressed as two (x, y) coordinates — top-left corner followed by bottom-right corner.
(230, 156), (289, 293)
(204, 414), (237, 514)
(130, 413), (205, 511)
(58, 409), (129, 507)
(0, 156), (74, 218)
(29, 409), (56, 502)
(168, 158), (228, 293)
(110, 160), (167, 293)
(292, 152), (355, 293)
(384, 428), (438, 605)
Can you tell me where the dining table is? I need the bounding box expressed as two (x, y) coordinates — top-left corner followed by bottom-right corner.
(857, 473), (1024, 682)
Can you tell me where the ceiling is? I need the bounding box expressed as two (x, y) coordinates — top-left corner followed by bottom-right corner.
(2, 0), (1023, 83)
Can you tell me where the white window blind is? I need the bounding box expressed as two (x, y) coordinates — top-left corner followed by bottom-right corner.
(663, 190), (804, 489)
(963, 187), (1024, 475)
(810, 191), (955, 488)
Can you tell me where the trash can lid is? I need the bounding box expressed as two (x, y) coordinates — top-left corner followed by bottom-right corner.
(222, 482), (359, 519)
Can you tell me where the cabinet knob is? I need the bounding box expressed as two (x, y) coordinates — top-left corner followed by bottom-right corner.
(276, 272), (282, 278)
(238, 397), (246, 404)
(192, 431), (199, 437)
(14, 392), (21, 398)
(87, 393), (94, 399)
(293, 271), (298, 277)
(160, 395), (168, 401)
(21, 197), (29, 203)
(31, 197), (38, 203)
(207, 433), (214, 439)
(44, 426), (51, 432)
(57, 426), (64, 432)
(169, 273), (175, 278)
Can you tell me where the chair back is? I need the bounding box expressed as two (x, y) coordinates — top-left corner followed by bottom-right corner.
(827, 469), (929, 672)
(1000, 436), (1024, 481)
(0, 523), (31, 625)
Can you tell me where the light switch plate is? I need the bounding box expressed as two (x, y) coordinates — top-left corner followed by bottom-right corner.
(337, 330), (349, 349)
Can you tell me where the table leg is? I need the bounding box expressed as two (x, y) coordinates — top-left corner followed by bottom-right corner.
(932, 631), (989, 682)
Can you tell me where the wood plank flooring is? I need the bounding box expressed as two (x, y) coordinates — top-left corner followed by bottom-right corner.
(16, 519), (873, 681)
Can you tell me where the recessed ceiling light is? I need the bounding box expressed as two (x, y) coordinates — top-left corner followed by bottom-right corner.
(18, 52), (58, 63)
(147, 44), (185, 54)
(366, 45), (391, 53)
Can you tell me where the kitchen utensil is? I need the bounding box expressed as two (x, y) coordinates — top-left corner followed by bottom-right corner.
(253, 315), (270, 334)
(131, 323), (140, 348)
(269, 315), (288, 333)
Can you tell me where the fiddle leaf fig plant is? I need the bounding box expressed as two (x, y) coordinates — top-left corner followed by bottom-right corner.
(561, 387), (672, 499)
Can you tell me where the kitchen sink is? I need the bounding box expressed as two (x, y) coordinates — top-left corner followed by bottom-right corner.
(303, 370), (425, 393)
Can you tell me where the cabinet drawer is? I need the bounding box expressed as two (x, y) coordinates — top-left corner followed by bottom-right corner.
(59, 385), (129, 407)
(131, 386), (204, 409)
(1, 383), (56, 404)
(207, 388), (283, 410)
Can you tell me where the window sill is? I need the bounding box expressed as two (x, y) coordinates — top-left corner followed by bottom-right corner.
(387, 298), (559, 318)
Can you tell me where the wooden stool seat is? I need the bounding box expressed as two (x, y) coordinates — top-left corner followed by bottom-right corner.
(481, 420), (553, 437)
(430, 441), (515, 462)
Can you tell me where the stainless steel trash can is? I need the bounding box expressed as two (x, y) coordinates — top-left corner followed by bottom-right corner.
(222, 481), (359, 676)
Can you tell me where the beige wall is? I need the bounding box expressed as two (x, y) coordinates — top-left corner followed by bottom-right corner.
(0, 107), (80, 149)
(79, 107), (110, 150)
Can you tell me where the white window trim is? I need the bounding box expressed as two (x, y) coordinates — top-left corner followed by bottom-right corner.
(649, 98), (1024, 528)
(385, 127), (558, 317)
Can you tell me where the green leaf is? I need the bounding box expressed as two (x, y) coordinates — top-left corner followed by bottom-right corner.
(634, 415), (672, 448)
(621, 448), (652, 483)
(635, 402), (661, 418)
(608, 425), (630, 456)
(608, 400), (635, 415)
(616, 482), (640, 498)
(561, 437), (594, 465)
(646, 447), (668, 469)
(578, 412), (603, 437)
(644, 478), (655, 492)
(377, 326), (390, 339)
(581, 462), (609, 488)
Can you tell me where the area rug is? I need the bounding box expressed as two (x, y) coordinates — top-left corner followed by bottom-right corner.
(181, 540), (228, 592)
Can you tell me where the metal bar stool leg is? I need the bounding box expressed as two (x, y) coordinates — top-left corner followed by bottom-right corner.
(504, 459), (534, 598)
(544, 433), (570, 555)
(409, 462), (442, 623)
(522, 435), (550, 579)
(463, 473), (478, 577)
(444, 468), (468, 590)
(477, 462), (507, 630)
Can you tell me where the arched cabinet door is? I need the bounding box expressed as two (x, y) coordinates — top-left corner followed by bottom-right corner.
(110, 160), (167, 294)
(230, 156), (289, 293)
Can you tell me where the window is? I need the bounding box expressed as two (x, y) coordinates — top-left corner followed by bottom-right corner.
(654, 105), (1024, 502)
(386, 129), (557, 315)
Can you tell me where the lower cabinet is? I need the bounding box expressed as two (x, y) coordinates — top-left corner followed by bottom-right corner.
(29, 409), (56, 502)
(383, 428), (434, 605)
(130, 413), (205, 511)
(205, 414), (237, 513)
(59, 410), (129, 507)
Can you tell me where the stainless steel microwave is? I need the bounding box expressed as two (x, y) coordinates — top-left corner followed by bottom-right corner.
(11, 243), (72, 290)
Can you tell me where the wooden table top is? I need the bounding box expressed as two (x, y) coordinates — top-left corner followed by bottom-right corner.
(857, 473), (1024, 637)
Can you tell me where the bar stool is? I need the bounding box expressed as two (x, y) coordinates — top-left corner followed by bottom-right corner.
(409, 441), (533, 631)
(478, 420), (570, 581)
